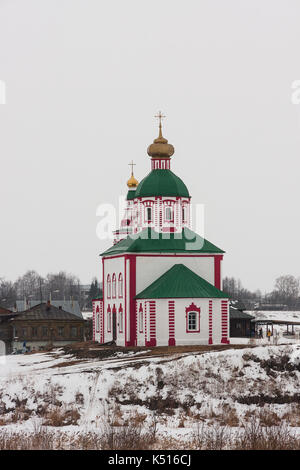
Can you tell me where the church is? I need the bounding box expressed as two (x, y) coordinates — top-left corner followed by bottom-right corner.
(93, 114), (230, 347)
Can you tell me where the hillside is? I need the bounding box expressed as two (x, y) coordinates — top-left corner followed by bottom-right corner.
(0, 343), (300, 449)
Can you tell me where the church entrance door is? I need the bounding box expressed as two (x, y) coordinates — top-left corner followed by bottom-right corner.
(112, 306), (117, 341)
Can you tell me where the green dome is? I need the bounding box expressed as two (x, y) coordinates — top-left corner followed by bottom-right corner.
(135, 169), (190, 198)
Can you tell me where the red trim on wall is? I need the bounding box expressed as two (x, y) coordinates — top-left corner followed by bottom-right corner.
(96, 305), (100, 333)
(214, 255), (223, 289)
(124, 256), (128, 346)
(92, 300), (95, 341)
(107, 304), (111, 332)
(102, 259), (105, 342)
(185, 302), (201, 333)
(127, 255), (137, 346)
(139, 303), (144, 333)
(221, 300), (230, 344)
(208, 300), (213, 345)
(146, 300), (156, 346)
(118, 304), (123, 333)
(168, 300), (175, 346)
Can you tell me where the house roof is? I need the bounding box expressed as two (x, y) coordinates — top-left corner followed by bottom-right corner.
(0, 306), (13, 315)
(101, 227), (224, 257)
(134, 169), (190, 198)
(12, 303), (84, 321)
(229, 307), (254, 320)
(15, 300), (83, 318)
(135, 264), (229, 299)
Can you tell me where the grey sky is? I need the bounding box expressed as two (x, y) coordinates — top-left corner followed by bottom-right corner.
(0, 0), (300, 292)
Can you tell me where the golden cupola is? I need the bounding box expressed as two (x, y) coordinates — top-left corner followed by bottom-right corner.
(127, 173), (139, 188)
(147, 111), (175, 159)
(127, 161), (138, 188)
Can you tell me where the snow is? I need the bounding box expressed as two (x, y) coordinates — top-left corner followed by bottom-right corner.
(0, 344), (300, 442)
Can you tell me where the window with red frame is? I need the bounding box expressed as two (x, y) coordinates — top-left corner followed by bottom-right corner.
(118, 273), (123, 298)
(139, 305), (143, 333)
(107, 306), (111, 332)
(186, 303), (200, 333)
(119, 305), (123, 333)
(165, 206), (173, 222)
(112, 273), (116, 298)
(182, 205), (187, 223)
(146, 206), (152, 222)
(107, 274), (111, 299)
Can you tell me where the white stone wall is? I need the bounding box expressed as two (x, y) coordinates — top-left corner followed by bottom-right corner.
(136, 298), (228, 346)
(136, 255), (215, 294)
(103, 256), (126, 345)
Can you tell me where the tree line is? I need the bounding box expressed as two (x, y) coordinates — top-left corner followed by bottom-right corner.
(0, 271), (102, 311)
(223, 274), (300, 309)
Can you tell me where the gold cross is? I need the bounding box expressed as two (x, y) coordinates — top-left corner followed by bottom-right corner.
(129, 160), (136, 175)
(155, 111), (166, 127)
(155, 111), (166, 137)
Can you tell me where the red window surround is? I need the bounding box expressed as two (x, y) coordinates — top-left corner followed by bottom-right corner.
(185, 303), (201, 333)
(107, 274), (111, 299)
(107, 305), (111, 332)
(112, 273), (116, 298)
(142, 200), (154, 224)
(139, 303), (143, 333)
(118, 304), (123, 333)
(118, 273), (123, 298)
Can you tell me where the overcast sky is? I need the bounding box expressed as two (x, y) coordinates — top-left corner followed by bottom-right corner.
(1, 0), (300, 292)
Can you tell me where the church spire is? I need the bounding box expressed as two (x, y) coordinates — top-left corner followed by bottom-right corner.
(147, 111), (175, 169)
(127, 160), (138, 188)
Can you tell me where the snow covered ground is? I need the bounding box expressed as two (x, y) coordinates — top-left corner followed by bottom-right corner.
(0, 342), (300, 449)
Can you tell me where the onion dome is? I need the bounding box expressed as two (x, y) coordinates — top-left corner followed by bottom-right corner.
(127, 173), (139, 188)
(135, 169), (190, 198)
(147, 112), (174, 158)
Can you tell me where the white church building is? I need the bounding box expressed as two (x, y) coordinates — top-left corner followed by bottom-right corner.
(93, 114), (230, 347)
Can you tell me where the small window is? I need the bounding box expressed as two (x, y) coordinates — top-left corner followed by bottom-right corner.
(32, 327), (38, 337)
(96, 313), (100, 331)
(139, 307), (143, 333)
(42, 326), (48, 337)
(107, 307), (111, 332)
(107, 275), (111, 299)
(146, 207), (152, 222)
(188, 312), (197, 331)
(22, 328), (27, 338)
(118, 273), (123, 298)
(165, 206), (173, 221)
(182, 206), (187, 223)
(119, 307), (123, 333)
(71, 327), (77, 338)
(58, 326), (64, 337)
(112, 273), (116, 298)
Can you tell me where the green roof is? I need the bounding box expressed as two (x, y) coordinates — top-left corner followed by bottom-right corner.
(101, 227), (224, 256)
(135, 264), (229, 299)
(135, 169), (190, 198)
(127, 190), (136, 201)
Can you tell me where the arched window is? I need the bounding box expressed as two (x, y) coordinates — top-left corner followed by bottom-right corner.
(107, 305), (111, 332)
(118, 273), (123, 298)
(119, 305), (123, 333)
(112, 273), (116, 298)
(107, 274), (111, 299)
